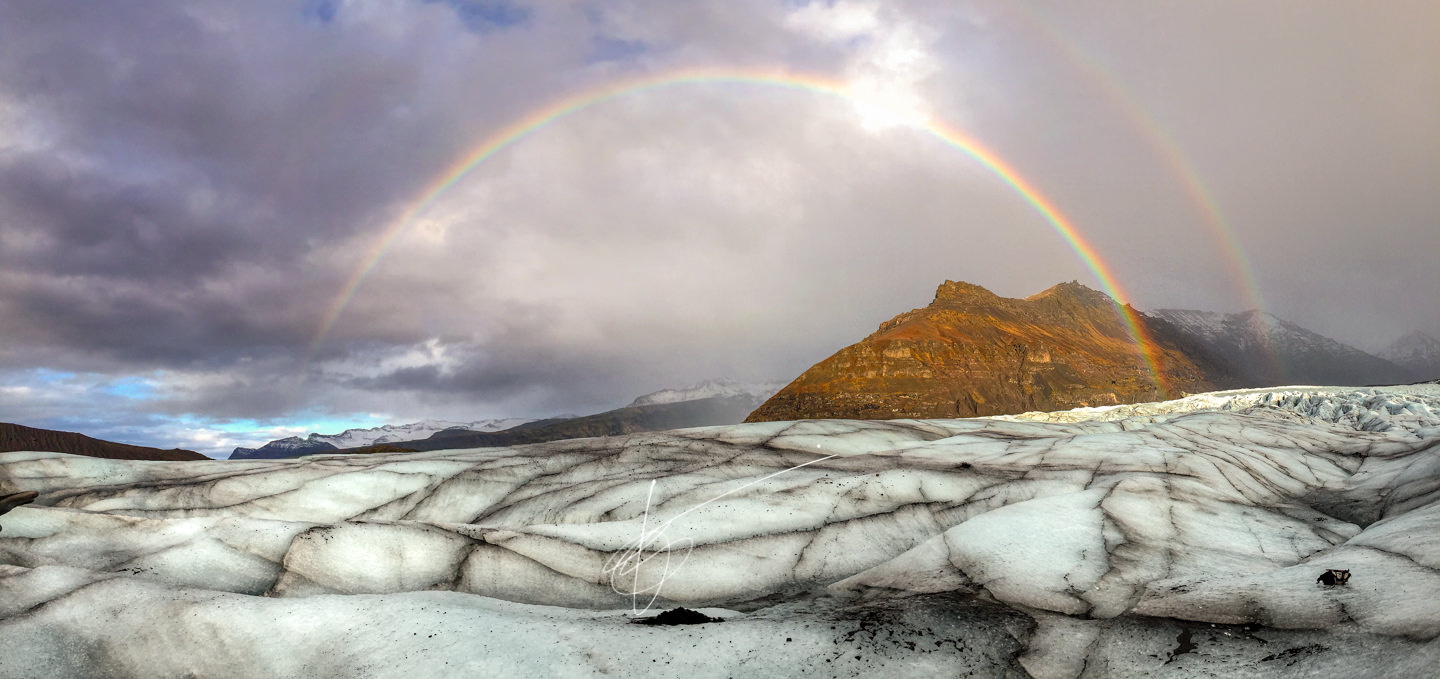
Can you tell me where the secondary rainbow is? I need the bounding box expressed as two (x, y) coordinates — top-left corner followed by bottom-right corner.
(996, 3), (1284, 382)
(311, 68), (1174, 391)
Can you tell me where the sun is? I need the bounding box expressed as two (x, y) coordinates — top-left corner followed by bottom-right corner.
(845, 81), (932, 132)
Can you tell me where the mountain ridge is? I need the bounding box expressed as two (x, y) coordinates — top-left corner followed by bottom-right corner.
(229, 417), (536, 460)
(1152, 308), (1411, 387)
(746, 280), (1231, 422)
(628, 378), (783, 408)
(0, 422), (206, 461)
(1380, 330), (1440, 382)
(232, 379), (778, 459)
(331, 396), (759, 453)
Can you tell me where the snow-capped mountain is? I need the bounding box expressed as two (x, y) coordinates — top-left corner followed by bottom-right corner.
(316, 419), (535, 448)
(1380, 330), (1440, 381)
(227, 436), (335, 460)
(1152, 308), (1412, 386)
(229, 418), (533, 460)
(627, 378), (785, 408)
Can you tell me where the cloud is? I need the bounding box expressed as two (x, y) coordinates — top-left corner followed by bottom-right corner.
(784, 1), (880, 41)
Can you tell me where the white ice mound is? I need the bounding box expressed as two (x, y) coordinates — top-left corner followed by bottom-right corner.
(996, 384), (1440, 436)
(2, 385), (1439, 677)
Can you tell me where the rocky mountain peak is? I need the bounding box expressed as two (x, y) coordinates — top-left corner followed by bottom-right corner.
(1025, 280), (1114, 307)
(1386, 330), (1440, 354)
(931, 280), (1002, 306)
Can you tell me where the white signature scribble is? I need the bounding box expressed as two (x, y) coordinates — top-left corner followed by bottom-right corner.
(601, 447), (837, 616)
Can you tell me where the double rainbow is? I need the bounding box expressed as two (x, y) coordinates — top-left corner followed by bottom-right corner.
(311, 68), (1174, 391)
(997, 3), (1281, 381)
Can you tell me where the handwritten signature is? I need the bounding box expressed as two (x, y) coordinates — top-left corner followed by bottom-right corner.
(601, 447), (837, 615)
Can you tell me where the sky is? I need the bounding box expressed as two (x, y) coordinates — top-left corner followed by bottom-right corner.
(1, 0), (1437, 457)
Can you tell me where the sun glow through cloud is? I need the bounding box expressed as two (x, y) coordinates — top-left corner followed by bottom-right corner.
(846, 85), (932, 131)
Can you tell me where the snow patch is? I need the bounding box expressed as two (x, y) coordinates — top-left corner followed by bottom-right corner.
(628, 378), (786, 407)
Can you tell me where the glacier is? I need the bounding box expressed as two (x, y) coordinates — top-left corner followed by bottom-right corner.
(1, 384), (1438, 677)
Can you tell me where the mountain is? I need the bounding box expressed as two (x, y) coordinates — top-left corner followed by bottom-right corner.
(229, 436), (339, 460)
(235, 381), (779, 459)
(747, 280), (1231, 422)
(1380, 331), (1440, 381)
(1152, 309), (1413, 387)
(628, 378), (784, 407)
(0, 422), (206, 461)
(380, 380), (781, 452)
(229, 418), (535, 460)
(349, 396), (759, 452)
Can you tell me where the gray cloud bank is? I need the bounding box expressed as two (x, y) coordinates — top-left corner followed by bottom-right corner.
(1, 0), (1436, 453)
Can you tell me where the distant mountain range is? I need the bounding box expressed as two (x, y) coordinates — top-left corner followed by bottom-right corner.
(229, 418), (535, 460)
(0, 422), (205, 461)
(1380, 331), (1440, 382)
(628, 378), (787, 407)
(1151, 308), (1414, 387)
(16, 279), (1429, 460)
(221, 316), (1440, 459)
(228, 379), (782, 459)
(350, 395), (765, 454)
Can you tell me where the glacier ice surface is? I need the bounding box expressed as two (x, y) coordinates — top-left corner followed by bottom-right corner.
(2, 385), (1440, 677)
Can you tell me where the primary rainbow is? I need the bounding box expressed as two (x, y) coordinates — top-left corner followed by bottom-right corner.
(311, 67), (1174, 392)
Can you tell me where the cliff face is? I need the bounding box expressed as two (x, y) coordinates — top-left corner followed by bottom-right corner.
(746, 281), (1231, 422)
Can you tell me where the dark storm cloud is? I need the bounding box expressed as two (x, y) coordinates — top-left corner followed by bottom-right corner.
(0, 0), (1436, 454)
(0, 2), (426, 239)
(0, 0), (574, 367)
(0, 153), (246, 279)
